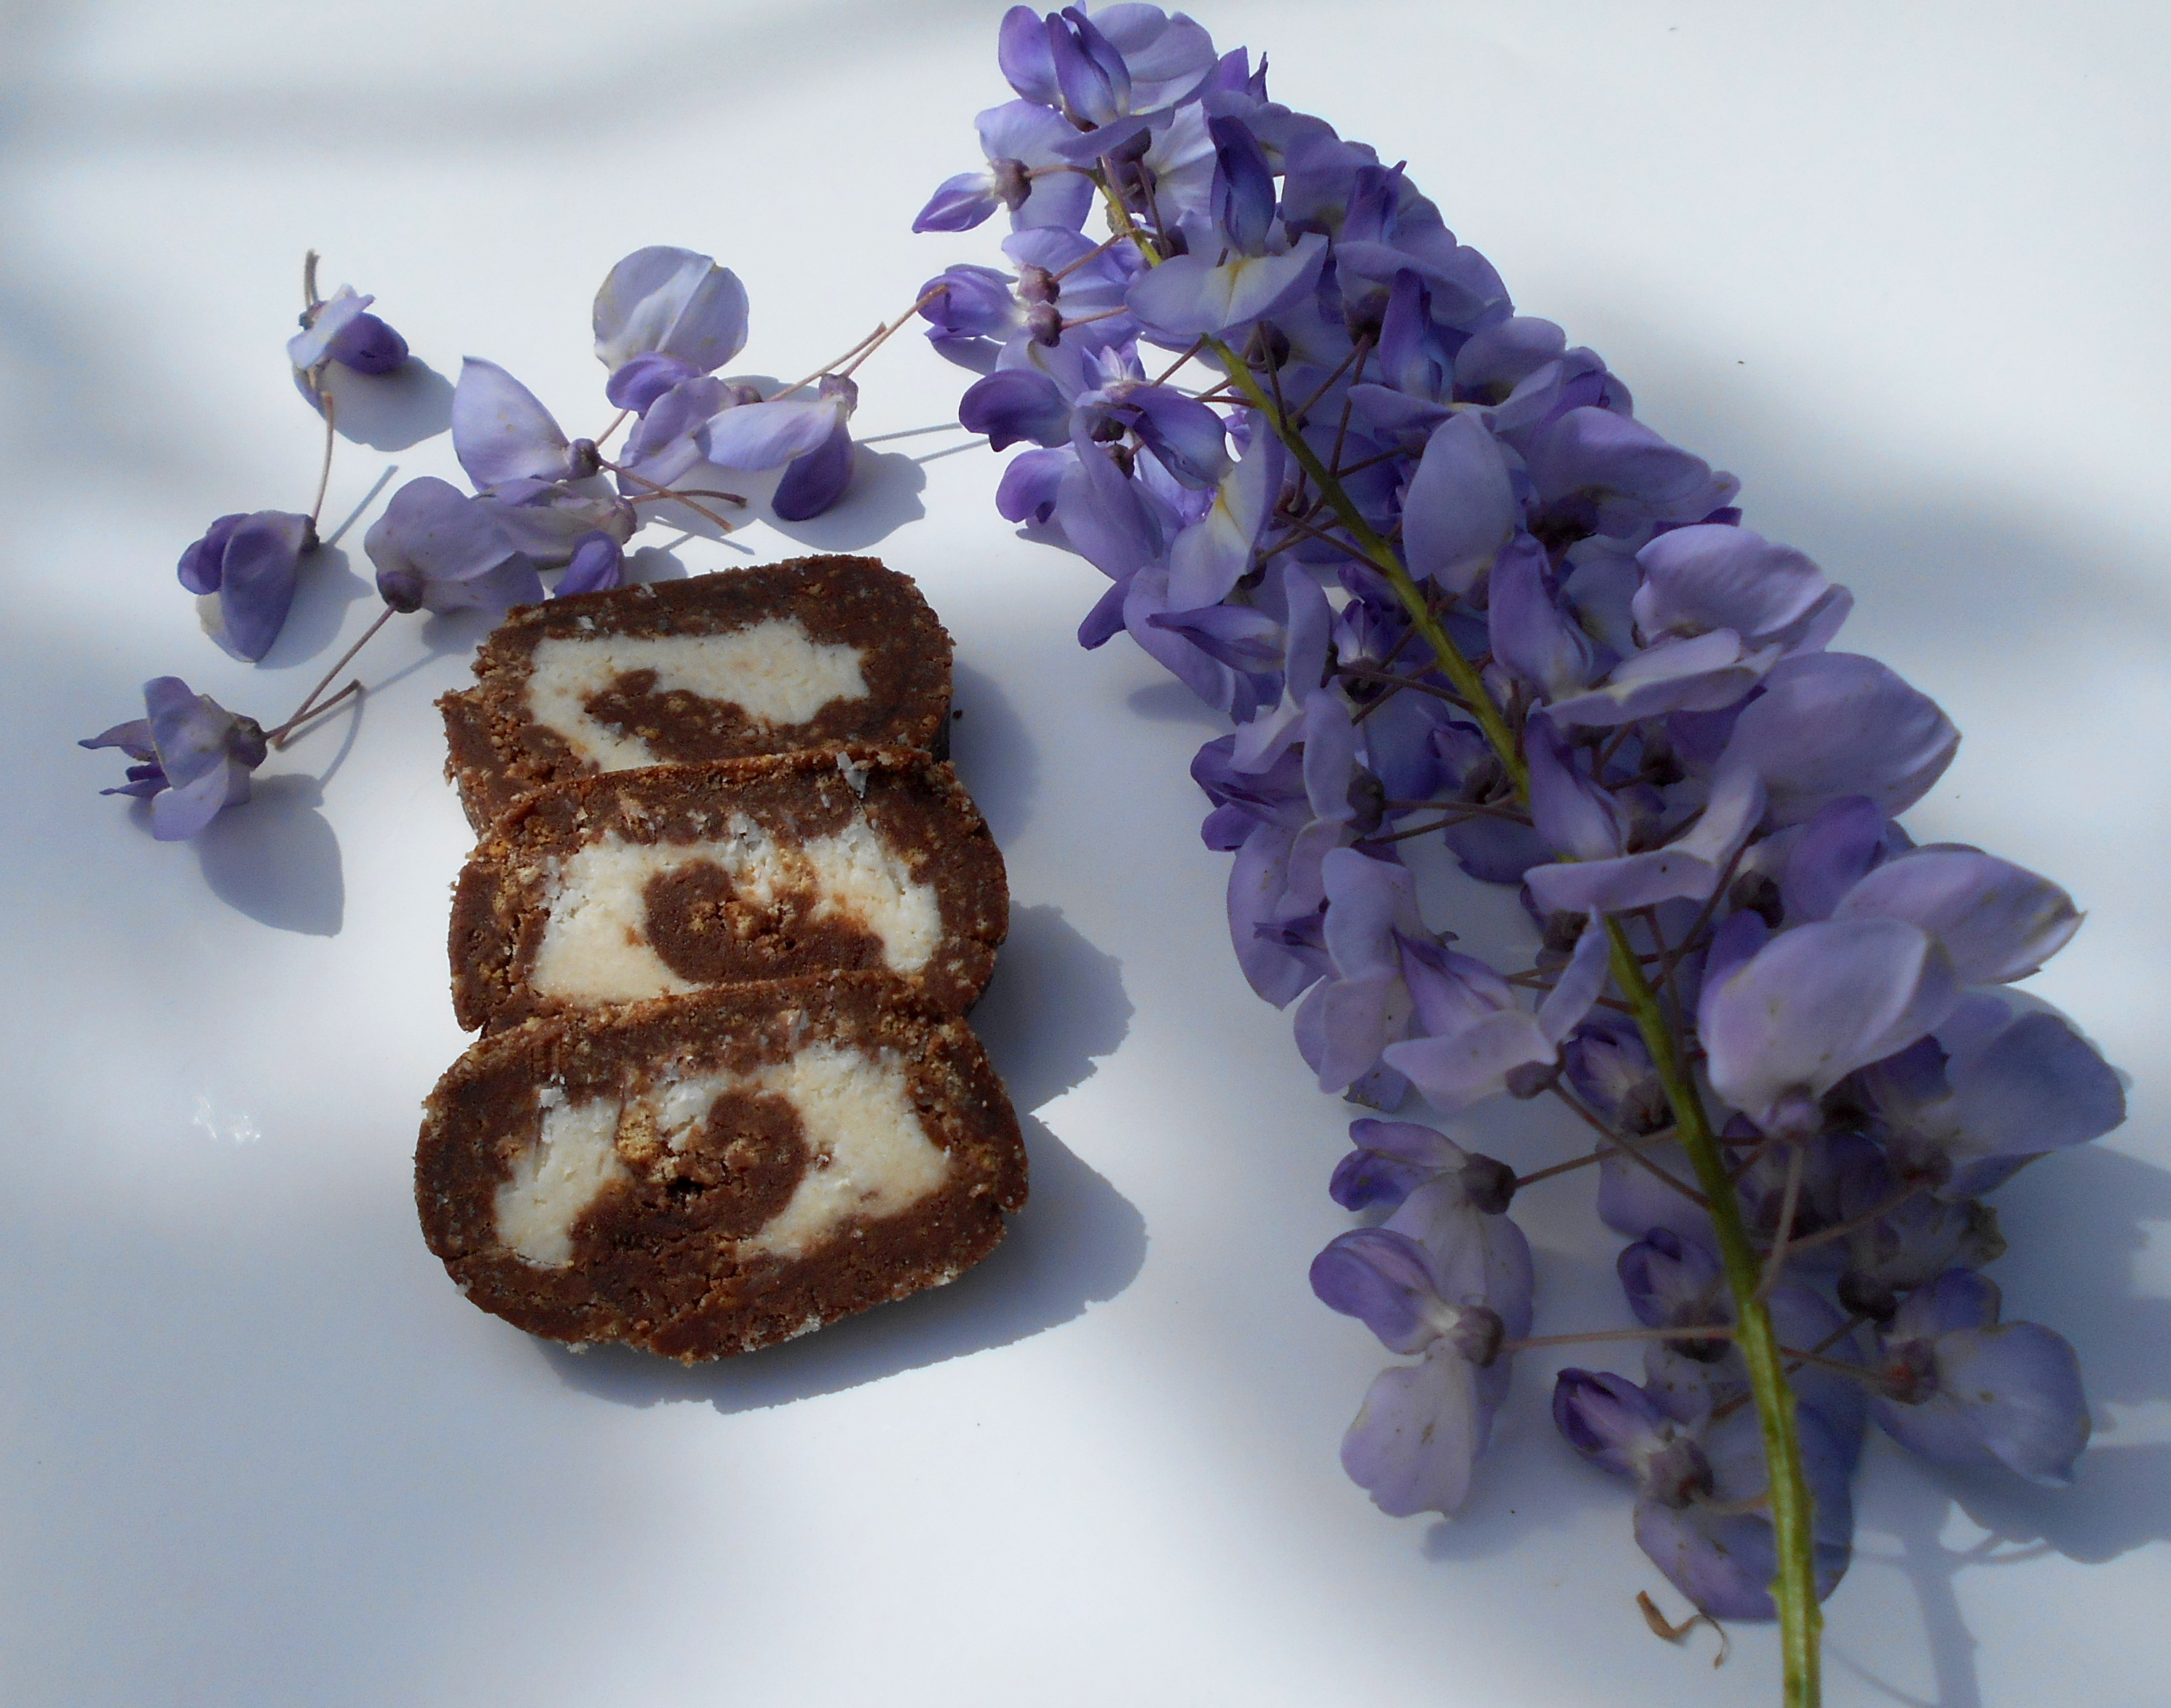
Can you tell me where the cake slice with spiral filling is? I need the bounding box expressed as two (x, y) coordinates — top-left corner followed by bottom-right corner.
(440, 556), (952, 831)
(449, 746), (1006, 1032)
(414, 977), (1028, 1361)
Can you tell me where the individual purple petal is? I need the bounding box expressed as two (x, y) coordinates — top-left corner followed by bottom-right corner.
(79, 717), (157, 762)
(1049, 7), (1128, 127)
(1455, 316), (1568, 403)
(1488, 535), (1596, 701)
(554, 531), (623, 597)
(474, 481), (636, 569)
(1227, 821), (1324, 1005)
(1165, 420), (1281, 606)
(1524, 713), (1629, 862)
(700, 392), (847, 470)
(1146, 602), (1283, 672)
(1091, 3), (1218, 113)
(1782, 795), (1889, 923)
(774, 413), (857, 521)
(1310, 1226), (1447, 1355)
(1702, 917), (1962, 1134)
(962, 366), (1074, 451)
(604, 351), (698, 414)
(1831, 849), (2081, 985)
(1536, 915), (1611, 1044)
(1717, 652), (1959, 827)
(451, 357), (581, 489)
(1618, 1227), (1726, 1330)
(1633, 524), (1838, 646)
(1340, 1343), (1499, 1518)
(920, 263), (1019, 344)
(913, 170), (1004, 233)
(1525, 407), (1735, 545)
(1207, 114), (1276, 253)
(1055, 433), (1174, 580)
(326, 311), (408, 376)
(1401, 412), (1517, 595)
(995, 446), (1075, 523)
(997, 4), (1060, 104)
(1329, 1118), (1467, 1211)
(593, 246), (750, 378)
(1382, 1010), (1553, 1114)
(1125, 385), (1233, 490)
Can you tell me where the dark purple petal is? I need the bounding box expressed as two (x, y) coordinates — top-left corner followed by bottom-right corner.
(1489, 534), (1596, 700)
(554, 531), (624, 597)
(1633, 524), (1836, 645)
(605, 351), (699, 414)
(1524, 713), (1629, 862)
(997, 4), (1060, 104)
(1310, 1226), (1442, 1354)
(327, 311), (408, 375)
(176, 513), (247, 595)
(913, 170), (1004, 233)
(1207, 114), (1276, 253)
(960, 367), (1074, 450)
(205, 510), (312, 661)
(995, 446), (1074, 523)
(772, 416), (856, 521)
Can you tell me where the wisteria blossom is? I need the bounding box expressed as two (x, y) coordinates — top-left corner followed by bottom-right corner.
(80, 678), (268, 840)
(919, 7), (2124, 1688)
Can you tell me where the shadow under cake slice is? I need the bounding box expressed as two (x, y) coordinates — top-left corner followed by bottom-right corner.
(450, 746), (1007, 1032)
(415, 976), (1028, 1361)
(440, 554), (953, 831)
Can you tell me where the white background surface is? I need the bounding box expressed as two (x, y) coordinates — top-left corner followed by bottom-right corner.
(4, 3), (2167, 1704)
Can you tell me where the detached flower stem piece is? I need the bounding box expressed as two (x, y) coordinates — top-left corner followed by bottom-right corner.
(600, 459), (744, 533)
(1607, 916), (1822, 1707)
(269, 605), (394, 749)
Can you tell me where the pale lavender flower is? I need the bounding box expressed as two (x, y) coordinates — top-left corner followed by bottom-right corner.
(80, 677), (268, 840)
(364, 476), (543, 614)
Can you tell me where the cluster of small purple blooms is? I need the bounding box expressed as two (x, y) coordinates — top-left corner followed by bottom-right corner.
(915, 2), (2127, 1638)
(83, 248), (894, 839)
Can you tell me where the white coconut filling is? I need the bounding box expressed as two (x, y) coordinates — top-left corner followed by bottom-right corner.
(495, 1047), (949, 1268)
(525, 620), (869, 770)
(494, 1088), (630, 1268)
(526, 814), (942, 1005)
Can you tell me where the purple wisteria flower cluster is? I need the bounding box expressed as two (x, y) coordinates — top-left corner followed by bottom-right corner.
(917, 3), (2125, 1677)
(84, 246), (893, 837)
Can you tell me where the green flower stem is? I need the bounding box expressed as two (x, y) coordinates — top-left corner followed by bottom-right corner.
(1605, 916), (1822, 1707)
(1098, 173), (1820, 1704)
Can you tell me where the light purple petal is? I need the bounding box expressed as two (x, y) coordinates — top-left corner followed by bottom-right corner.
(700, 393), (845, 470)
(1384, 1011), (1553, 1114)
(1537, 916), (1611, 1044)
(451, 357), (574, 488)
(593, 246), (749, 376)
(1832, 849), (2081, 985)
(1545, 630), (1778, 728)
(1717, 652), (1959, 827)
(1125, 233), (1328, 339)
(1340, 1345), (1498, 1518)
(1702, 917), (1963, 1131)
(286, 285), (372, 370)
(1401, 411), (1517, 595)
(1525, 766), (1765, 914)
(1633, 524), (1837, 645)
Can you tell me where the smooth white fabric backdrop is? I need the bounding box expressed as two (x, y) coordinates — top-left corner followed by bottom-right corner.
(2, 4), (2166, 1704)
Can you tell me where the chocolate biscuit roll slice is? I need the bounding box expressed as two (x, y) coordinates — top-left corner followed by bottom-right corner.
(440, 556), (952, 831)
(450, 746), (1006, 1032)
(416, 978), (1029, 1361)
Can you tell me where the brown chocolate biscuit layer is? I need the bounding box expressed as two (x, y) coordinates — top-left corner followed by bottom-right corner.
(439, 556), (952, 832)
(415, 977), (1028, 1361)
(449, 746), (1006, 1032)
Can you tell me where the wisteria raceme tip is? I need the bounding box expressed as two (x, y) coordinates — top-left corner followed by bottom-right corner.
(920, 5), (2124, 1675)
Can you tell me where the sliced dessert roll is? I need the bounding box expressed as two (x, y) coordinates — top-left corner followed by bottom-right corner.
(415, 977), (1028, 1361)
(450, 746), (1006, 1032)
(440, 556), (952, 831)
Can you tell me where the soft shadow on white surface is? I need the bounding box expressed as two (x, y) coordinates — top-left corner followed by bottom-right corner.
(315, 357), (455, 451)
(946, 660), (1037, 845)
(548, 903), (1140, 1411)
(191, 772), (344, 936)
(258, 542), (373, 666)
